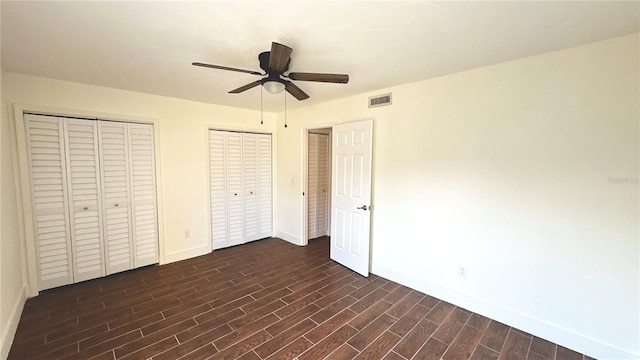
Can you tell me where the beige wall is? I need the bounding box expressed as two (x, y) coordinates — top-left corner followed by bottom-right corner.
(276, 33), (639, 358)
(1, 66), (27, 357)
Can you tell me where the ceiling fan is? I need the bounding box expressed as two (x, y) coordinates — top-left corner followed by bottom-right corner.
(193, 42), (349, 101)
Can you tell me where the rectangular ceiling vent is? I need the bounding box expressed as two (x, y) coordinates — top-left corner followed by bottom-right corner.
(368, 93), (392, 108)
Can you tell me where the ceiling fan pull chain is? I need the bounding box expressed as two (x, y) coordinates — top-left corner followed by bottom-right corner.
(284, 91), (288, 128)
(260, 86), (264, 125)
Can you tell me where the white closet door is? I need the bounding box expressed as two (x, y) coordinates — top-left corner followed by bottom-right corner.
(307, 134), (319, 239)
(243, 133), (259, 242)
(64, 119), (105, 282)
(25, 114), (74, 290)
(226, 132), (244, 247)
(316, 134), (329, 237)
(209, 131), (271, 250)
(209, 130), (228, 250)
(257, 134), (272, 239)
(98, 122), (133, 274)
(128, 123), (158, 267)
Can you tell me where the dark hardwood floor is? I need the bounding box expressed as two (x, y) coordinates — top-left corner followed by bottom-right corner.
(9, 237), (594, 360)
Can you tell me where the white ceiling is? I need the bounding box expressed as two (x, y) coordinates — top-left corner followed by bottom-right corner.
(2, 1), (638, 112)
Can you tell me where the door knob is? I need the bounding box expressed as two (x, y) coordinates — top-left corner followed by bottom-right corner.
(83, 206), (88, 211)
(115, 203), (119, 207)
(357, 205), (369, 211)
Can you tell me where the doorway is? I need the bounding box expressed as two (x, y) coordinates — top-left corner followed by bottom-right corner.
(304, 128), (332, 243)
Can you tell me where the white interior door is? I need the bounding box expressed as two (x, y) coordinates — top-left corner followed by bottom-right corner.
(308, 133), (318, 239)
(99, 121), (133, 275)
(209, 130), (229, 250)
(128, 123), (158, 267)
(330, 120), (373, 277)
(64, 119), (105, 282)
(226, 132), (245, 247)
(257, 134), (272, 239)
(316, 133), (329, 238)
(308, 133), (330, 240)
(243, 133), (259, 242)
(25, 114), (74, 290)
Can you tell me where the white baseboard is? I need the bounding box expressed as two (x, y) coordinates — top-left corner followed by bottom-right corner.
(276, 230), (302, 246)
(371, 263), (638, 360)
(1, 286), (26, 359)
(163, 244), (210, 264)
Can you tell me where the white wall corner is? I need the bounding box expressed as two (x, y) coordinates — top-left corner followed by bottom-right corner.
(371, 263), (639, 360)
(163, 244), (210, 264)
(0, 285), (26, 360)
(275, 230), (302, 246)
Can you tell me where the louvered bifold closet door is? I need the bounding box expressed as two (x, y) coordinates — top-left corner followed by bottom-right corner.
(210, 130), (228, 250)
(226, 132), (245, 247)
(64, 119), (105, 282)
(128, 123), (158, 267)
(257, 134), (272, 239)
(243, 133), (259, 242)
(98, 122), (134, 274)
(25, 114), (74, 290)
(316, 134), (329, 237)
(307, 134), (319, 240)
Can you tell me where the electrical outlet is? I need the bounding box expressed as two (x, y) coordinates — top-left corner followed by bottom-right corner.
(458, 265), (467, 278)
(184, 229), (191, 239)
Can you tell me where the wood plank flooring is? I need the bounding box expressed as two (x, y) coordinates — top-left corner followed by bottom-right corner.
(9, 237), (595, 360)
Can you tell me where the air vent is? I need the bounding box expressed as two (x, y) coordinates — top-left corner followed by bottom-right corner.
(368, 93), (392, 108)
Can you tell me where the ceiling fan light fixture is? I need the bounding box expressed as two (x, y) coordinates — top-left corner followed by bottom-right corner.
(263, 80), (285, 94)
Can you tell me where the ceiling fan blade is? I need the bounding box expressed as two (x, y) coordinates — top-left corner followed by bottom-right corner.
(193, 62), (262, 76)
(283, 80), (309, 101)
(268, 42), (293, 73)
(229, 79), (263, 93)
(288, 72), (349, 84)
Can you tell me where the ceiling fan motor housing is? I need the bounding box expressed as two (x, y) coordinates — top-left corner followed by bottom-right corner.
(259, 51), (290, 75)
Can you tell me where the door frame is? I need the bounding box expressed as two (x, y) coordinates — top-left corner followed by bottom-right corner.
(300, 123), (334, 246)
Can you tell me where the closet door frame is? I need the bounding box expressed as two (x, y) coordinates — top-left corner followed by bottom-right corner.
(14, 104), (164, 297)
(301, 126), (333, 246)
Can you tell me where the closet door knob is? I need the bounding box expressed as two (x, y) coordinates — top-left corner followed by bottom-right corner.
(115, 203), (119, 207)
(234, 193), (238, 196)
(83, 206), (88, 211)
